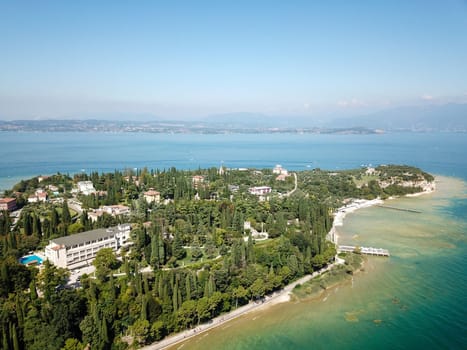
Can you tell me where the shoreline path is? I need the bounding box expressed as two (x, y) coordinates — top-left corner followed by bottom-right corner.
(141, 261), (341, 350)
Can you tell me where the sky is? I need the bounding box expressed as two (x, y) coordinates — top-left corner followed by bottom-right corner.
(0, 0), (467, 120)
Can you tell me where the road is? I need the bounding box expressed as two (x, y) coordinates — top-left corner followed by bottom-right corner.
(285, 172), (298, 197)
(68, 199), (83, 215)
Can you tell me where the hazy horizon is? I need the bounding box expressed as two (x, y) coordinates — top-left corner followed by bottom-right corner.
(1, 1), (467, 121)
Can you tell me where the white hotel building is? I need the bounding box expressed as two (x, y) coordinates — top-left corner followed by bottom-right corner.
(45, 224), (131, 269)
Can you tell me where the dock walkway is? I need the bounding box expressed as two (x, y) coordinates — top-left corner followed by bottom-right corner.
(376, 205), (421, 213)
(338, 245), (390, 257)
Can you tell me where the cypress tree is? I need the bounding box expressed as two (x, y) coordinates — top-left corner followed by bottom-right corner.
(172, 282), (179, 312)
(8, 232), (17, 250)
(246, 234), (255, 264)
(203, 279), (209, 298)
(0, 237), (5, 257)
(185, 274), (192, 300)
(305, 246), (312, 273)
(203, 275), (216, 298)
(143, 275), (150, 295)
(136, 272), (143, 296)
(141, 296), (148, 321)
(2, 326), (9, 350)
(1, 263), (8, 289)
(51, 208), (59, 235)
(158, 234), (165, 265)
(62, 200), (71, 226)
(157, 274), (164, 298)
(80, 211), (91, 230)
(109, 274), (116, 300)
(150, 234), (159, 268)
(23, 211), (32, 235)
(172, 232), (185, 260)
(10, 323), (19, 350)
(240, 241), (246, 268)
(209, 275), (216, 296)
(177, 287), (182, 311)
(42, 218), (51, 239)
(101, 317), (109, 345)
(32, 214), (41, 237)
(15, 295), (24, 330)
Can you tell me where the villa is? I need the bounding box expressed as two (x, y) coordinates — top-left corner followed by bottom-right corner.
(273, 164), (290, 181)
(144, 188), (161, 204)
(87, 205), (131, 222)
(273, 164), (288, 175)
(28, 189), (48, 203)
(102, 205), (130, 215)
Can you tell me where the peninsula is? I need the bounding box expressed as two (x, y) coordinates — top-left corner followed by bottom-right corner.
(0, 164), (434, 349)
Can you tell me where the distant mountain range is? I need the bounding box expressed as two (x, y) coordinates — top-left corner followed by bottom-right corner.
(0, 103), (465, 133)
(204, 104), (467, 131)
(326, 103), (467, 131)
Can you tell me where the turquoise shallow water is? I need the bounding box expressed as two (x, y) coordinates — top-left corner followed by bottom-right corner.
(172, 176), (467, 350)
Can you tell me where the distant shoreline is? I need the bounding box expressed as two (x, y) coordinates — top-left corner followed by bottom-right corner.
(0, 126), (382, 135)
(1, 118), (466, 134)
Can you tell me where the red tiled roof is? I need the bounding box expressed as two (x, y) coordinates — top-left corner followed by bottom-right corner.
(0, 198), (15, 204)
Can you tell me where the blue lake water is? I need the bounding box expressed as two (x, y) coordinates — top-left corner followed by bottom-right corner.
(1, 132), (466, 191)
(1, 131), (466, 349)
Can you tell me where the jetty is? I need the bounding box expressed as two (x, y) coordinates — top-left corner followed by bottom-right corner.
(338, 245), (390, 257)
(376, 205), (421, 214)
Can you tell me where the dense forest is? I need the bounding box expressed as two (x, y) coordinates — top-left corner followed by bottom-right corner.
(0, 164), (432, 349)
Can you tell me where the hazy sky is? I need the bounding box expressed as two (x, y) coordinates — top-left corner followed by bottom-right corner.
(1, 0), (467, 120)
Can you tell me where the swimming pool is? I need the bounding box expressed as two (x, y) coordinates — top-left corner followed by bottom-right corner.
(19, 254), (43, 265)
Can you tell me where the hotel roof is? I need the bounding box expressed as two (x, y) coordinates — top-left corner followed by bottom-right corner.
(50, 225), (130, 247)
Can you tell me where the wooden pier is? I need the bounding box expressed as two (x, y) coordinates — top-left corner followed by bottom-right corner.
(338, 245), (390, 257)
(376, 205), (421, 214)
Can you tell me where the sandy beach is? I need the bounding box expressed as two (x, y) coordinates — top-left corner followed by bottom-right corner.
(330, 181), (436, 244)
(329, 198), (383, 245)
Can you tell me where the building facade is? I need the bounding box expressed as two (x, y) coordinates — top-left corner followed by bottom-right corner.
(76, 181), (96, 195)
(45, 224), (131, 269)
(87, 205), (130, 223)
(248, 186), (272, 195)
(0, 198), (17, 211)
(144, 188), (161, 204)
(28, 189), (48, 203)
